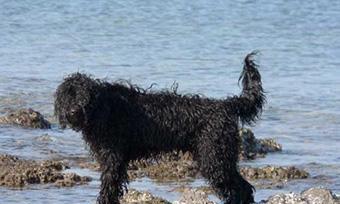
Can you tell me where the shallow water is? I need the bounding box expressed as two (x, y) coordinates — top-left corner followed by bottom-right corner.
(1, 0), (340, 203)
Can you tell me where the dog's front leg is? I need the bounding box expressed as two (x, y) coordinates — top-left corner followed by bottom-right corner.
(96, 150), (128, 204)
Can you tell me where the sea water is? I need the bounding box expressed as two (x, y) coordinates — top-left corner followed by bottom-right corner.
(0, 0), (340, 203)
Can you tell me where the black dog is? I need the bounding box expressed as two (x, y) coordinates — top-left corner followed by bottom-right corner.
(55, 52), (265, 204)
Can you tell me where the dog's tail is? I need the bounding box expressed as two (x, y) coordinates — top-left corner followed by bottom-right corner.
(233, 51), (265, 125)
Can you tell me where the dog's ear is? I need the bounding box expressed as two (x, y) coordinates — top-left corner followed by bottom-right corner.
(80, 91), (111, 133)
(54, 73), (101, 130)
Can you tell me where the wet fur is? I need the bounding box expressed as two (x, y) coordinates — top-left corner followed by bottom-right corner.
(54, 52), (265, 204)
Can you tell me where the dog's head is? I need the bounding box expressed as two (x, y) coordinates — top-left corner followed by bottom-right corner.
(54, 73), (99, 131)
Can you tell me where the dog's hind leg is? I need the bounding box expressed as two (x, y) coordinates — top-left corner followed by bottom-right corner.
(96, 150), (128, 204)
(196, 122), (254, 204)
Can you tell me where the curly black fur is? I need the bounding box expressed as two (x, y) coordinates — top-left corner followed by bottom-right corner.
(54, 52), (265, 204)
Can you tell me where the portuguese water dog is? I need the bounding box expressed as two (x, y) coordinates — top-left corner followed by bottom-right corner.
(55, 52), (265, 204)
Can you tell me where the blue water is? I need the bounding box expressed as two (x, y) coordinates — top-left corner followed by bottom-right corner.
(1, 0), (340, 203)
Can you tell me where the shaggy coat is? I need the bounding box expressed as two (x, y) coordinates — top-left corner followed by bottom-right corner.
(55, 52), (265, 204)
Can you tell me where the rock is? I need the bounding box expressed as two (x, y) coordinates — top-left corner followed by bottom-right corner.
(265, 187), (340, 204)
(128, 153), (308, 182)
(301, 188), (339, 204)
(174, 188), (215, 204)
(0, 108), (51, 129)
(127, 151), (199, 182)
(121, 189), (171, 204)
(265, 192), (307, 204)
(257, 138), (282, 154)
(241, 166), (309, 180)
(77, 160), (101, 171)
(55, 173), (92, 187)
(0, 154), (91, 187)
(57, 156), (102, 172)
(77, 151), (308, 184)
(239, 128), (282, 160)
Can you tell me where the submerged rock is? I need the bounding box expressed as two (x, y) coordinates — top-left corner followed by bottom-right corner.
(0, 154), (91, 187)
(239, 128), (282, 160)
(0, 108), (51, 129)
(121, 189), (171, 204)
(265, 187), (340, 204)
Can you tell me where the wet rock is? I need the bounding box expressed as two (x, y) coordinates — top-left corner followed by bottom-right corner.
(265, 192), (306, 204)
(128, 153), (308, 182)
(55, 156), (102, 172)
(55, 173), (91, 187)
(173, 180), (286, 196)
(265, 187), (340, 204)
(251, 180), (285, 190)
(173, 187), (340, 204)
(173, 188), (215, 204)
(121, 189), (171, 204)
(0, 154), (91, 187)
(77, 160), (101, 171)
(301, 188), (340, 204)
(257, 138), (282, 154)
(241, 166), (309, 180)
(77, 151), (307, 184)
(72, 151), (197, 181)
(239, 128), (282, 160)
(128, 151), (199, 182)
(0, 108), (51, 129)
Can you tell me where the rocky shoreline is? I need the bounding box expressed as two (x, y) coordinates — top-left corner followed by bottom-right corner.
(1, 152), (320, 203)
(0, 108), (339, 203)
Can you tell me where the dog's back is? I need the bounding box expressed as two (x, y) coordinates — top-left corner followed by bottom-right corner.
(108, 52), (264, 155)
